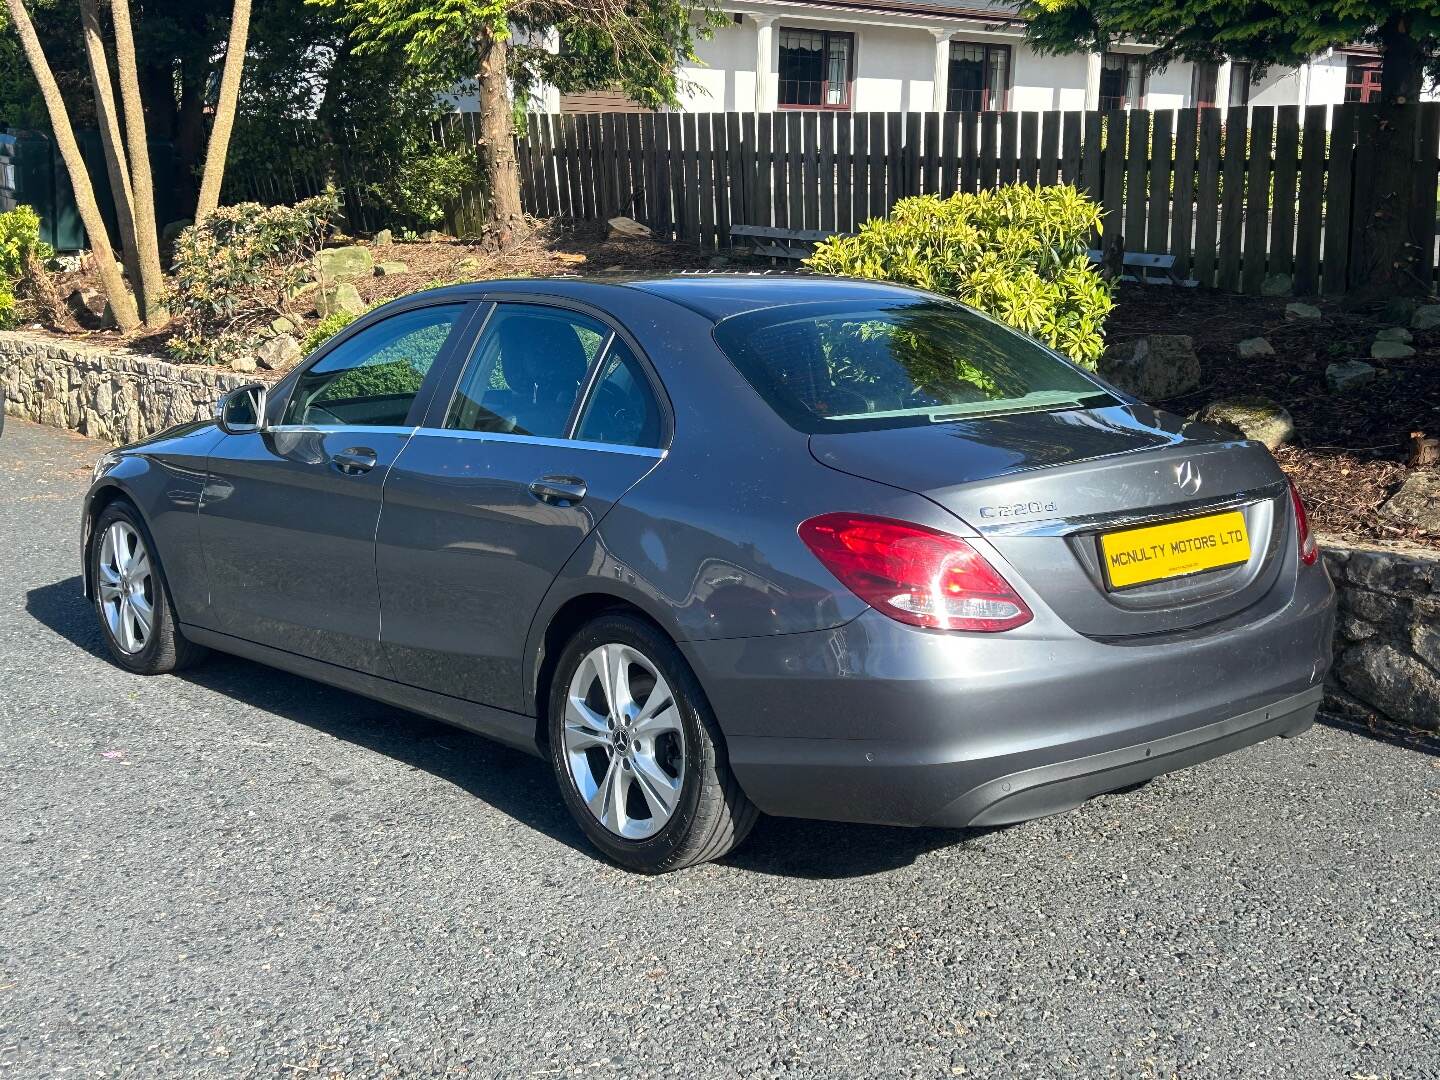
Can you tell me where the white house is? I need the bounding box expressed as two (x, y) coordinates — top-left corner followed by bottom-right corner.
(513, 0), (1422, 115)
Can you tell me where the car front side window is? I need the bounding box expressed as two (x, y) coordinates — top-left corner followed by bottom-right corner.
(282, 304), (465, 427)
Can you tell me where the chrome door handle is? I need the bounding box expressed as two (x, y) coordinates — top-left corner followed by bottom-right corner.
(528, 475), (587, 506)
(331, 447), (378, 475)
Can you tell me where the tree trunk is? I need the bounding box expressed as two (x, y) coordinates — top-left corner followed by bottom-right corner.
(78, 0), (141, 289)
(3, 0), (140, 331)
(195, 0), (252, 221)
(109, 0), (168, 327)
(1349, 15), (1428, 298)
(476, 30), (524, 251)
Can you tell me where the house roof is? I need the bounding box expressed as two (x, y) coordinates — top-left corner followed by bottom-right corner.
(749, 0), (1025, 26)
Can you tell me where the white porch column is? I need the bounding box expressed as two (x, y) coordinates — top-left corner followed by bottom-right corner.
(1084, 51), (1103, 109)
(930, 29), (952, 112)
(1297, 60), (1312, 108)
(1216, 60), (1234, 110)
(754, 16), (777, 113)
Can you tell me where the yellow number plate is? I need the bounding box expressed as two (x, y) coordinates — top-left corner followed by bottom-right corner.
(1100, 510), (1251, 590)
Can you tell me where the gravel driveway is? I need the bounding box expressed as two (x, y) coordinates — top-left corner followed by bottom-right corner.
(2, 417), (1437, 1079)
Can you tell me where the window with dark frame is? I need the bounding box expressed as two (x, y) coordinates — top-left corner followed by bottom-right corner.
(1192, 62), (1219, 108)
(947, 42), (1011, 112)
(778, 28), (854, 110)
(1344, 54), (1383, 103)
(1228, 61), (1253, 106)
(1098, 52), (1145, 110)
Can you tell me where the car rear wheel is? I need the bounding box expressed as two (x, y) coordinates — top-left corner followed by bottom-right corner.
(91, 501), (207, 675)
(548, 614), (758, 873)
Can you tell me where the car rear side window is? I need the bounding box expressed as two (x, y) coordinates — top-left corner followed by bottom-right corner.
(711, 298), (1116, 433)
(283, 305), (463, 427)
(446, 304), (610, 438)
(574, 340), (664, 449)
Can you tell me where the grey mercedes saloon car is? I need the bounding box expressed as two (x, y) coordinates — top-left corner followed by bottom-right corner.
(83, 275), (1336, 872)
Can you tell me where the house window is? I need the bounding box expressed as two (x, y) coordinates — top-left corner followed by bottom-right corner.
(1228, 61), (1253, 106)
(1192, 62), (1219, 108)
(948, 42), (1010, 112)
(778, 28), (854, 110)
(1345, 54), (1382, 103)
(1099, 52), (1145, 110)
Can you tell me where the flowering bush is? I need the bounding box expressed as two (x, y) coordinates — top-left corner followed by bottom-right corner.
(804, 184), (1114, 367)
(167, 192), (340, 365)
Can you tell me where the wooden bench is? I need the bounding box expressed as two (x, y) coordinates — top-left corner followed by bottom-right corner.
(1086, 248), (1195, 286)
(730, 224), (841, 260)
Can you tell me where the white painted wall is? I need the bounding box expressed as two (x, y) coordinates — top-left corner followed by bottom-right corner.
(1146, 60), (1191, 110)
(852, 24), (935, 111)
(1010, 49), (1089, 111)
(679, 18), (758, 112)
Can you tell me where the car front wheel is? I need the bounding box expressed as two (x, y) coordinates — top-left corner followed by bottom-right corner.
(548, 614), (757, 873)
(91, 501), (206, 675)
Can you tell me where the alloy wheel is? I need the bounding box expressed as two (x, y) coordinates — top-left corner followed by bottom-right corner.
(562, 643), (686, 840)
(97, 521), (155, 655)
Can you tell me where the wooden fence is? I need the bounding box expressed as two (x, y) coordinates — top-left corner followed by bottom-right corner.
(515, 104), (1440, 296)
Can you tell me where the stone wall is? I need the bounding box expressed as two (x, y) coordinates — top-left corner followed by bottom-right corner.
(1, 331), (259, 445)
(1323, 542), (1440, 732)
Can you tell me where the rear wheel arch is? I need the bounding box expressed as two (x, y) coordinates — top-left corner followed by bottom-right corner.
(531, 593), (675, 748)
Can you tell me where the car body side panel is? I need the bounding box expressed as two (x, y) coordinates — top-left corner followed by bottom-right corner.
(81, 421), (225, 626)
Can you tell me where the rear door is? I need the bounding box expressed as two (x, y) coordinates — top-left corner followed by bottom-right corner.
(376, 301), (668, 710)
(198, 302), (476, 672)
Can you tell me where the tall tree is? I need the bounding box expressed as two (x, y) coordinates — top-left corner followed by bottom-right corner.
(313, 0), (723, 248)
(195, 0), (251, 221)
(109, 0), (166, 325)
(3, 0), (140, 330)
(1023, 0), (1440, 297)
(78, 0), (139, 287)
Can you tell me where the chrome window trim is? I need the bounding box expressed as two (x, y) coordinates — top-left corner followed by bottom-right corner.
(411, 426), (667, 459)
(263, 424), (421, 436)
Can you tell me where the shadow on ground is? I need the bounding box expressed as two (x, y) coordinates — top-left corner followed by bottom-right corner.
(26, 575), (972, 879)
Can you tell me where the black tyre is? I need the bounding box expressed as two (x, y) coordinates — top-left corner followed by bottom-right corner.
(90, 500), (207, 675)
(548, 614), (758, 873)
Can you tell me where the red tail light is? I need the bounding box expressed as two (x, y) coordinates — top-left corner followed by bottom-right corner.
(799, 513), (1033, 632)
(1288, 478), (1319, 566)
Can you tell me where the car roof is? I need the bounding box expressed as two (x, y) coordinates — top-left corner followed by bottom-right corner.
(401, 273), (928, 322)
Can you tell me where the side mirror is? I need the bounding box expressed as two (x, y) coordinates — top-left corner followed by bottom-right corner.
(215, 383), (268, 435)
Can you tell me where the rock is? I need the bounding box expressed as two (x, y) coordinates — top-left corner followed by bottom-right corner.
(1100, 334), (1203, 403)
(1285, 302), (1322, 321)
(1378, 469), (1440, 536)
(373, 228), (393, 246)
(46, 254), (83, 273)
(607, 215), (652, 239)
(65, 287), (114, 330)
(456, 257), (481, 272)
(1337, 641), (1440, 730)
(315, 245), (374, 281)
(374, 261), (408, 276)
(1371, 338), (1416, 360)
(554, 252), (587, 265)
(1236, 337), (1275, 359)
(316, 282), (365, 318)
(256, 333), (302, 371)
(1326, 360), (1377, 392)
(1099, 335), (1201, 400)
(1261, 273), (1292, 297)
(1411, 304), (1440, 331)
(1376, 326), (1413, 343)
(419, 229), (449, 242)
(1193, 395), (1295, 450)
(1379, 296), (1418, 326)
(286, 280), (319, 303)
(230, 355), (258, 373)
(708, 256), (730, 269)
(160, 218), (193, 247)
(270, 316), (296, 335)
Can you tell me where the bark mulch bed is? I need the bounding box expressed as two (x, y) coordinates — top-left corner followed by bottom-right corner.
(1107, 285), (1440, 549)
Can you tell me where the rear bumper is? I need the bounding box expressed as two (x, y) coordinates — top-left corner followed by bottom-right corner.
(681, 562), (1335, 828)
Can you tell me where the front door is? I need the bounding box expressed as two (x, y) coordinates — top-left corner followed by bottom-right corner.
(376, 302), (668, 710)
(198, 302), (474, 672)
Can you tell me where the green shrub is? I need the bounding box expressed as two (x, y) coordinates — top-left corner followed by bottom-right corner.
(0, 205), (53, 329)
(364, 147), (481, 228)
(168, 191), (340, 365)
(804, 184), (1115, 367)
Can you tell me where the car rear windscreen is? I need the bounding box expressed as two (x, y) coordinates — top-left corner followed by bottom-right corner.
(711, 297), (1117, 433)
